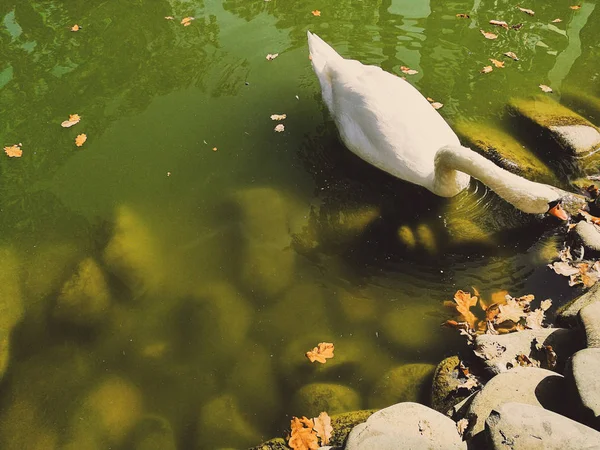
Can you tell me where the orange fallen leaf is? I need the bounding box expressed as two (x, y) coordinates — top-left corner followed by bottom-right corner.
(306, 342), (334, 364)
(504, 51), (519, 61)
(426, 97), (434, 102)
(270, 114), (287, 121)
(481, 66), (493, 74)
(181, 17), (195, 26)
(71, 24), (81, 32)
(579, 209), (600, 225)
(451, 290), (479, 329)
(274, 124), (285, 132)
(490, 59), (505, 68)
(61, 114), (81, 128)
(4, 144), (22, 158)
(480, 30), (498, 40)
(570, 5), (581, 10)
(456, 13), (470, 19)
(400, 66), (418, 75)
(266, 53), (279, 61)
(167, 172), (171, 176)
(551, 18), (562, 23)
(539, 84), (553, 93)
(431, 102), (443, 110)
(311, 10), (321, 16)
(165, 16), (175, 20)
(517, 6), (535, 16)
(313, 412), (333, 445)
(212, 147), (217, 152)
(75, 134), (87, 147)
(289, 417), (319, 450)
(489, 20), (509, 29)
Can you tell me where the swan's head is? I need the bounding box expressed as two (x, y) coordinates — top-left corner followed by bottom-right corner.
(509, 183), (580, 220)
(540, 187), (586, 220)
(546, 199), (569, 220)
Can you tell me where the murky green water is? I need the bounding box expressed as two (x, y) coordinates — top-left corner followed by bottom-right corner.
(0, 0), (599, 448)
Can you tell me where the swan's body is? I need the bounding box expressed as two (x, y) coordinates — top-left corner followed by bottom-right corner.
(307, 31), (568, 217)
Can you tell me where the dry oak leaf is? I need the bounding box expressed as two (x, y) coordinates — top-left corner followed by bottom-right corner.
(71, 24), (81, 32)
(270, 114), (287, 121)
(480, 30), (498, 40)
(579, 209), (600, 225)
(266, 53), (279, 61)
(539, 84), (553, 93)
(451, 290), (479, 329)
(570, 5), (581, 10)
(181, 17), (195, 26)
(165, 16), (175, 20)
(289, 417), (319, 450)
(517, 6), (535, 16)
(431, 102), (443, 110)
(75, 134), (87, 147)
(311, 10), (321, 17)
(496, 298), (527, 323)
(4, 144), (22, 158)
(489, 20), (509, 29)
(306, 342), (334, 364)
(274, 123), (285, 132)
(400, 66), (418, 75)
(456, 13), (470, 18)
(552, 18), (563, 23)
(490, 59), (505, 68)
(61, 114), (81, 128)
(504, 51), (519, 61)
(481, 65), (493, 74)
(313, 412), (333, 445)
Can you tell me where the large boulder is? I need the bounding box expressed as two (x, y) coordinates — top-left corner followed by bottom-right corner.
(575, 221), (600, 253)
(557, 283), (600, 327)
(345, 402), (466, 449)
(464, 367), (566, 439)
(485, 402), (600, 449)
(580, 297), (600, 347)
(567, 348), (600, 429)
(368, 363), (435, 409)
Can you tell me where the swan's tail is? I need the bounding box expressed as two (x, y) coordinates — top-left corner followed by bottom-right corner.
(307, 31), (343, 108)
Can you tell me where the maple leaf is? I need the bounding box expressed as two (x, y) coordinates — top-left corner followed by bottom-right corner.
(289, 417), (319, 450)
(311, 10), (321, 17)
(266, 53), (279, 61)
(270, 114), (287, 121)
(480, 30), (498, 40)
(4, 144), (23, 158)
(181, 17), (195, 26)
(451, 290), (479, 329)
(75, 134), (87, 147)
(456, 13), (470, 19)
(489, 20), (509, 29)
(517, 6), (535, 15)
(306, 342), (334, 364)
(400, 66), (418, 75)
(551, 18), (562, 23)
(539, 84), (553, 93)
(490, 59), (505, 68)
(504, 51), (519, 61)
(61, 114), (81, 128)
(274, 124), (285, 133)
(481, 66), (493, 74)
(570, 5), (581, 10)
(313, 412), (332, 445)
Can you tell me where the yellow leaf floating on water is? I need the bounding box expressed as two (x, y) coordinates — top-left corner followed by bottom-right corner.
(270, 114), (287, 121)
(456, 13), (470, 18)
(266, 53), (279, 61)
(504, 51), (519, 61)
(431, 102), (443, 110)
(61, 114), (81, 128)
(480, 30), (498, 40)
(400, 66), (418, 75)
(481, 65), (493, 74)
(517, 6), (535, 16)
(71, 24), (81, 32)
(75, 134), (87, 147)
(274, 123), (285, 132)
(4, 144), (22, 158)
(165, 16), (174, 20)
(289, 417), (319, 450)
(539, 84), (553, 93)
(313, 412), (333, 445)
(490, 59), (505, 68)
(305, 342), (334, 364)
(570, 5), (581, 10)
(181, 17), (195, 26)
(489, 20), (509, 29)
(311, 10), (321, 17)
(551, 18), (562, 23)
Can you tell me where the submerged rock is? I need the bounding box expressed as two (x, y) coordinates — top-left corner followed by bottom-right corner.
(54, 258), (112, 326)
(291, 383), (361, 418)
(485, 402), (600, 450)
(380, 304), (446, 353)
(368, 363), (435, 409)
(127, 415), (177, 450)
(567, 348), (600, 429)
(464, 367), (566, 439)
(345, 402), (466, 450)
(562, 89), (600, 126)
(0, 247), (24, 332)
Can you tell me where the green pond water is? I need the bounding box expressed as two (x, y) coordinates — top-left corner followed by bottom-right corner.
(0, 0), (599, 448)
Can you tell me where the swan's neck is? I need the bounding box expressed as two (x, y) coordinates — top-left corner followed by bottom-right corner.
(434, 145), (559, 214)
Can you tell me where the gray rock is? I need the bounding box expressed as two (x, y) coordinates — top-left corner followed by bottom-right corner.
(581, 301), (600, 348)
(568, 348), (600, 429)
(464, 367), (566, 439)
(368, 363), (435, 409)
(291, 383), (361, 418)
(485, 402), (600, 449)
(345, 402), (466, 450)
(576, 221), (600, 252)
(558, 282), (600, 327)
(474, 328), (583, 374)
(551, 125), (600, 156)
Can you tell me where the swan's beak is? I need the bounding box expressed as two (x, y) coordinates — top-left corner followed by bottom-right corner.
(548, 202), (569, 220)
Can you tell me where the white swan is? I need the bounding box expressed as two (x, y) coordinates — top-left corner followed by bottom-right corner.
(307, 31), (570, 220)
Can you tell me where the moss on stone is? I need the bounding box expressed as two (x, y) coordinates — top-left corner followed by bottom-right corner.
(509, 96), (593, 129)
(445, 217), (494, 246)
(562, 89), (600, 126)
(455, 120), (559, 185)
(290, 383), (361, 418)
(368, 363), (436, 409)
(248, 437), (289, 450)
(430, 356), (470, 415)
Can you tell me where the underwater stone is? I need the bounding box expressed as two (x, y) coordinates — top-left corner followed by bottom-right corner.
(455, 120), (559, 184)
(368, 363), (435, 409)
(54, 258), (112, 326)
(291, 383), (361, 418)
(197, 394), (262, 449)
(562, 89), (600, 126)
(380, 304), (446, 353)
(0, 397), (60, 450)
(128, 415), (177, 450)
(0, 247), (24, 333)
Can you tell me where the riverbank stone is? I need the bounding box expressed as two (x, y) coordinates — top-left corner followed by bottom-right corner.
(581, 300), (600, 347)
(291, 383), (361, 418)
(485, 402), (600, 450)
(368, 363), (435, 409)
(431, 356), (471, 415)
(567, 348), (600, 429)
(557, 283), (600, 327)
(464, 367), (566, 439)
(345, 402), (466, 450)
(474, 328), (583, 374)
(575, 221), (600, 253)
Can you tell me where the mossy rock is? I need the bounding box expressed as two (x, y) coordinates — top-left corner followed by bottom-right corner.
(456, 120), (559, 185)
(368, 363), (436, 409)
(290, 383), (361, 418)
(248, 437), (289, 450)
(0, 247), (24, 333)
(445, 217), (495, 247)
(562, 89), (600, 126)
(430, 356), (470, 415)
(380, 304), (446, 354)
